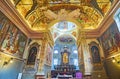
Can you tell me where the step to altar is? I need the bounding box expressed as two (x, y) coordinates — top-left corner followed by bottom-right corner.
(35, 75), (45, 79)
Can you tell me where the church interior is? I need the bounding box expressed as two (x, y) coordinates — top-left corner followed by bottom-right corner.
(0, 0), (120, 79)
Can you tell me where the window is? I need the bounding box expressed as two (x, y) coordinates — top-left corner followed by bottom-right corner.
(74, 59), (78, 66)
(54, 59), (58, 65)
(114, 8), (120, 32)
(54, 50), (58, 54)
(74, 50), (78, 54)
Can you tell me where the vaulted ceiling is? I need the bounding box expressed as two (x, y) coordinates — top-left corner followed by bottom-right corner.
(0, 0), (119, 39)
(10, 0), (111, 30)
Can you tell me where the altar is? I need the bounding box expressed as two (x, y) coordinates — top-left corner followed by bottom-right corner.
(51, 47), (77, 78)
(57, 74), (73, 78)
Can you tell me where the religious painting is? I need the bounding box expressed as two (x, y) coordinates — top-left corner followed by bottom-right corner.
(57, 21), (68, 30)
(59, 36), (73, 44)
(27, 46), (37, 65)
(55, 35), (76, 48)
(98, 21), (119, 57)
(1, 25), (27, 58)
(45, 44), (53, 66)
(0, 11), (6, 29)
(89, 42), (101, 63)
(17, 31), (27, 57)
(91, 46), (101, 63)
(0, 11), (27, 58)
(1, 25), (17, 53)
(63, 53), (68, 64)
(0, 12), (10, 44)
(53, 21), (76, 32)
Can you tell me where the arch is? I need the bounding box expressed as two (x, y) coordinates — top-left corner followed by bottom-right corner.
(48, 19), (83, 29)
(89, 41), (101, 63)
(55, 34), (77, 47)
(55, 34), (77, 42)
(52, 34), (79, 71)
(27, 42), (40, 65)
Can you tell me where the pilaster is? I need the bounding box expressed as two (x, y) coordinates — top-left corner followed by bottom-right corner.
(37, 38), (48, 74)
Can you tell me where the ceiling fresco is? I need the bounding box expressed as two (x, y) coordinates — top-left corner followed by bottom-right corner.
(50, 21), (77, 40)
(10, 0), (112, 31)
(55, 34), (76, 46)
(54, 21), (76, 32)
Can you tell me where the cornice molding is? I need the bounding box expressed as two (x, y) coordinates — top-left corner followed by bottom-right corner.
(98, 0), (120, 37)
(0, 0), (30, 37)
